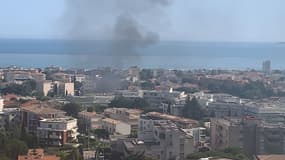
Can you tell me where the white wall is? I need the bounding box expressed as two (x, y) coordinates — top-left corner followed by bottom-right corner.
(0, 98), (3, 113)
(116, 122), (131, 135)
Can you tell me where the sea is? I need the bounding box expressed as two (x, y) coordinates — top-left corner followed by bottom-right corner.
(0, 39), (285, 70)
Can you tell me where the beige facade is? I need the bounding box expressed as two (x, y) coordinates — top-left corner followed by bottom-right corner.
(101, 118), (131, 135)
(210, 118), (243, 150)
(104, 108), (143, 130)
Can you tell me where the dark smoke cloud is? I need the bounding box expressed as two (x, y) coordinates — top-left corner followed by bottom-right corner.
(63, 0), (171, 68)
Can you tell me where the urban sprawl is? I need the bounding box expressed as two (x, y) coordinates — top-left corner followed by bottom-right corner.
(1, 61), (285, 160)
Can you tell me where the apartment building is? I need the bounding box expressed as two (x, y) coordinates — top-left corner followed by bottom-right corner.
(37, 117), (78, 146)
(104, 108), (143, 131)
(78, 111), (103, 132)
(37, 81), (74, 96)
(5, 70), (46, 84)
(210, 118), (243, 151)
(135, 114), (195, 160)
(210, 117), (285, 155)
(21, 101), (66, 135)
(101, 118), (131, 135)
(146, 112), (199, 129)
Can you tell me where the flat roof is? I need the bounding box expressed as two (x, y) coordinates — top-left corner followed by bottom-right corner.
(147, 112), (198, 125)
(21, 101), (65, 115)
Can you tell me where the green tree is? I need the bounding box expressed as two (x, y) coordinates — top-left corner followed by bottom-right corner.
(109, 96), (149, 109)
(68, 149), (83, 160)
(5, 138), (28, 160)
(62, 103), (82, 117)
(92, 129), (110, 139)
(139, 69), (153, 81)
(182, 97), (204, 120)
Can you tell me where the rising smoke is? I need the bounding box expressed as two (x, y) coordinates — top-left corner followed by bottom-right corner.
(63, 0), (171, 68)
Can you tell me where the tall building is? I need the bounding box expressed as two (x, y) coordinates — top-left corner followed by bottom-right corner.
(262, 60), (271, 74)
(211, 117), (285, 156)
(135, 114), (195, 160)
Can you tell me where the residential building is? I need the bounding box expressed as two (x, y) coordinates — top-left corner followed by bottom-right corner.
(0, 97), (3, 112)
(57, 82), (74, 96)
(138, 90), (186, 107)
(104, 108), (143, 131)
(146, 112), (199, 129)
(18, 148), (60, 160)
(21, 101), (66, 135)
(210, 117), (285, 155)
(101, 118), (131, 135)
(254, 155), (285, 160)
(37, 81), (74, 97)
(182, 127), (207, 148)
(37, 117), (78, 146)
(210, 118), (243, 151)
(262, 60), (271, 75)
(37, 80), (54, 96)
(5, 71), (46, 84)
(0, 108), (21, 130)
(136, 114), (195, 160)
(78, 111), (103, 132)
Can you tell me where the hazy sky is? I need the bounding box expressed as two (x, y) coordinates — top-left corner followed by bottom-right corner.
(1, 0), (285, 42)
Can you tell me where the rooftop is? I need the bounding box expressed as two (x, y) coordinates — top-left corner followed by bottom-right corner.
(21, 100), (65, 115)
(18, 148), (60, 160)
(256, 155), (285, 160)
(78, 111), (97, 118)
(40, 117), (76, 123)
(102, 118), (122, 125)
(147, 112), (199, 125)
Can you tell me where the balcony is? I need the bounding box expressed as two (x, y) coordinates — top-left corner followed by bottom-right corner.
(49, 134), (62, 139)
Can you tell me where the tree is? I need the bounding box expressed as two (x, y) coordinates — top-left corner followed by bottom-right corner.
(183, 97), (204, 120)
(92, 129), (109, 139)
(109, 96), (149, 109)
(87, 106), (94, 112)
(140, 69), (153, 81)
(68, 149), (83, 160)
(141, 81), (155, 90)
(62, 103), (82, 117)
(5, 138), (28, 160)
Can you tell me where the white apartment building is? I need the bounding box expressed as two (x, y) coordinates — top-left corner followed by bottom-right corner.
(136, 114), (195, 160)
(37, 117), (78, 146)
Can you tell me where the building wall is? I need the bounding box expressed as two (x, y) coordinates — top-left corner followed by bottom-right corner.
(116, 123), (131, 135)
(0, 98), (3, 113)
(210, 118), (243, 150)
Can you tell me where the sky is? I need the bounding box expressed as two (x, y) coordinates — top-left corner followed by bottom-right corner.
(1, 0), (285, 42)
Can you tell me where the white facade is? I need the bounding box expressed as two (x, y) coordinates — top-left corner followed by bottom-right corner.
(37, 117), (78, 146)
(0, 98), (3, 113)
(138, 115), (195, 160)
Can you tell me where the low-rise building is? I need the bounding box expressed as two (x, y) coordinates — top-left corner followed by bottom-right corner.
(101, 118), (131, 135)
(18, 148), (60, 160)
(5, 70), (46, 84)
(78, 111), (103, 132)
(146, 112), (199, 129)
(104, 108), (143, 131)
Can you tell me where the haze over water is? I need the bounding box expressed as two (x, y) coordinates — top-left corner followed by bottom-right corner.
(0, 39), (284, 70)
